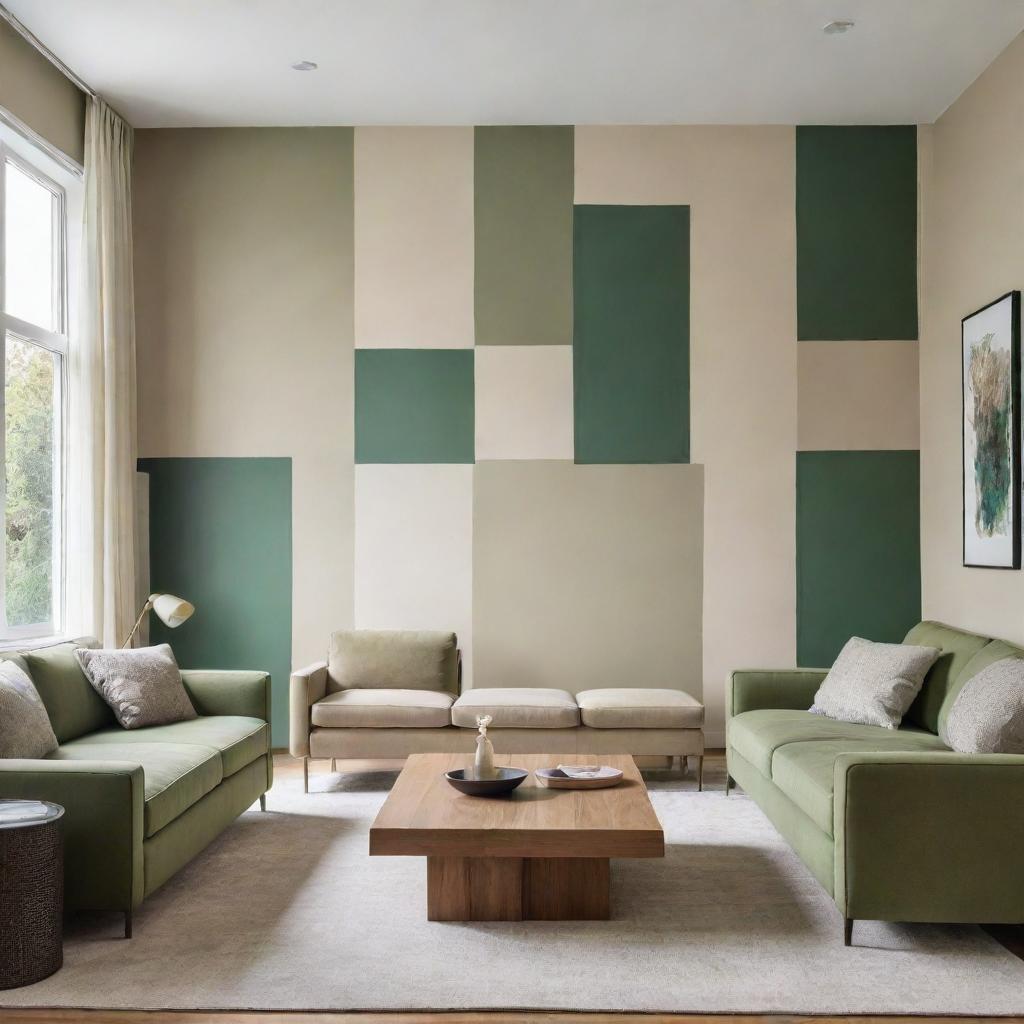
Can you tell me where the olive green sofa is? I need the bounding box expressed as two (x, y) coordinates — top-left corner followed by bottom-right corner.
(726, 621), (1024, 946)
(0, 639), (273, 937)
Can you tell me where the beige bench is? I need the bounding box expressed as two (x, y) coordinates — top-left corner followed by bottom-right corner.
(290, 631), (705, 791)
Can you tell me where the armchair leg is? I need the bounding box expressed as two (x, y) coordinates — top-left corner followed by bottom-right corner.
(697, 756), (704, 792)
(259, 794), (267, 812)
(124, 910), (133, 940)
(844, 918), (853, 947)
(303, 756), (309, 794)
(725, 773), (734, 796)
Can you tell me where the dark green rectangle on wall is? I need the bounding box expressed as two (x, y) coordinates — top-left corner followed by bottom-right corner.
(796, 450), (920, 668)
(474, 126), (574, 346)
(796, 126), (917, 340)
(574, 204), (689, 464)
(139, 457), (292, 747)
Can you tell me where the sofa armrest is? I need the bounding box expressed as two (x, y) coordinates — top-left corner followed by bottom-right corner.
(726, 668), (827, 718)
(289, 661), (328, 757)
(834, 751), (1024, 923)
(0, 759), (145, 912)
(181, 669), (271, 722)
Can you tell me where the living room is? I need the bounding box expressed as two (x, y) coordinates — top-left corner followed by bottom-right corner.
(0, 1), (1023, 1020)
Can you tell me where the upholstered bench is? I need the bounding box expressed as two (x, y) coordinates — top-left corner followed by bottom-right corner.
(291, 631), (705, 791)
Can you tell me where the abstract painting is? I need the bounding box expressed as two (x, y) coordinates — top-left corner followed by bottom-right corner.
(962, 291), (1020, 568)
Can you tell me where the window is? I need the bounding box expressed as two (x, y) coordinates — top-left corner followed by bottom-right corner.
(0, 147), (66, 640)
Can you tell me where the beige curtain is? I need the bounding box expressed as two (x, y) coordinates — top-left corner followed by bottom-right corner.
(66, 98), (138, 646)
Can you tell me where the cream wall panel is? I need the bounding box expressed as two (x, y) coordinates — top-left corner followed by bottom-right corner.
(575, 126), (797, 743)
(798, 341), (920, 451)
(354, 464), (474, 686)
(354, 127), (474, 348)
(475, 346), (574, 460)
(133, 127), (355, 673)
(473, 461), (703, 698)
(920, 38), (1024, 645)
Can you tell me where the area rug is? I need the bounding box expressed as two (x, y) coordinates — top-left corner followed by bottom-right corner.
(3, 763), (1024, 1015)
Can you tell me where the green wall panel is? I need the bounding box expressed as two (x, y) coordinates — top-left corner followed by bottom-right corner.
(796, 126), (918, 341)
(574, 204), (690, 464)
(474, 126), (574, 346)
(796, 450), (921, 668)
(355, 349), (474, 464)
(140, 457), (292, 747)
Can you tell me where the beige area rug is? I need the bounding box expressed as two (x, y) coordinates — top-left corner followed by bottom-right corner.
(3, 762), (1024, 1015)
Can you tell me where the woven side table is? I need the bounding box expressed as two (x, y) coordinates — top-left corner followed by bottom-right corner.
(0, 799), (65, 990)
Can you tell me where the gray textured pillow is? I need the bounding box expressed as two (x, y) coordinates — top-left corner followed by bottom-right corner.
(76, 644), (196, 730)
(941, 657), (1024, 753)
(811, 636), (941, 729)
(0, 660), (58, 758)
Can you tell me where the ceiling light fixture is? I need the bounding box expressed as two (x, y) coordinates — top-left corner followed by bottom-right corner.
(823, 20), (855, 35)
(291, 60), (318, 71)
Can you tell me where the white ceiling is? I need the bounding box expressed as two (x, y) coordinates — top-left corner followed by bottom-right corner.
(7, 0), (1024, 127)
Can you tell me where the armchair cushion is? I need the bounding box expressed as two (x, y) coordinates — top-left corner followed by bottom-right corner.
(311, 689), (454, 729)
(328, 631), (459, 695)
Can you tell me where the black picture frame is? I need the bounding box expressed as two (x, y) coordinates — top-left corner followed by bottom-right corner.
(961, 290), (1021, 569)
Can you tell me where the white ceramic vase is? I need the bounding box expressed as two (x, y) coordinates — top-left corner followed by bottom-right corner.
(474, 714), (496, 780)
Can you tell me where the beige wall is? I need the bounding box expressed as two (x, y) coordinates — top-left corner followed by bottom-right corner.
(920, 32), (1024, 645)
(0, 18), (84, 164)
(133, 127), (356, 672)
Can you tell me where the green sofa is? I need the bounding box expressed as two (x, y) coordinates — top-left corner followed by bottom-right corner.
(0, 639), (273, 937)
(726, 620), (1024, 946)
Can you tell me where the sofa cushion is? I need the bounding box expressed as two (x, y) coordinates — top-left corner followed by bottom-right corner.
(728, 708), (937, 778)
(451, 688), (580, 729)
(903, 621), (990, 733)
(69, 716), (269, 778)
(24, 644), (115, 743)
(327, 631), (459, 694)
(311, 689), (454, 728)
(771, 733), (947, 835)
(50, 739), (223, 837)
(575, 688), (703, 729)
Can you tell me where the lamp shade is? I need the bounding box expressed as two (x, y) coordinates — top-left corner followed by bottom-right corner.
(150, 593), (195, 629)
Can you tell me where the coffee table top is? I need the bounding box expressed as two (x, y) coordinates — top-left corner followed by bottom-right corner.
(369, 753), (664, 859)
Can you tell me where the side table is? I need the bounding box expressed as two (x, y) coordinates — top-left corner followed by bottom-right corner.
(0, 799), (65, 989)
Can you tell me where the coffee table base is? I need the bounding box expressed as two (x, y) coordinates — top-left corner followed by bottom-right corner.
(426, 855), (610, 921)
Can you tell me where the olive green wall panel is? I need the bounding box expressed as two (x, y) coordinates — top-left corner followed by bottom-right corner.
(355, 348), (475, 464)
(139, 457), (292, 747)
(574, 204), (690, 464)
(796, 450), (921, 668)
(474, 126), (574, 346)
(796, 126), (917, 341)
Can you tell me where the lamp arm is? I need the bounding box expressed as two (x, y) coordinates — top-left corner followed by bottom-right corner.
(121, 598), (154, 649)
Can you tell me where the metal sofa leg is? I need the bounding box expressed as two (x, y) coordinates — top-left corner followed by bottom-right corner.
(844, 918), (853, 947)
(331, 757), (337, 772)
(303, 756), (309, 794)
(680, 754), (688, 776)
(124, 910), (133, 939)
(259, 794), (267, 812)
(697, 756), (704, 792)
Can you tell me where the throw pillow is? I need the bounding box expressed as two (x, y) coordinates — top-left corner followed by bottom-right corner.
(0, 660), (58, 758)
(941, 657), (1024, 754)
(811, 636), (941, 729)
(75, 644), (196, 730)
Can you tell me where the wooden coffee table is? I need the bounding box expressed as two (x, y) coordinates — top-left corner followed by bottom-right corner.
(369, 753), (664, 921)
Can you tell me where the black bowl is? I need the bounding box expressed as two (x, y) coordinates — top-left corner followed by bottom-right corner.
(445, 767), (528, 796)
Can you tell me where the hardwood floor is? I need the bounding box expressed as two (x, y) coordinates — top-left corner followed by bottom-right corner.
(1, 754), (1020, 1024)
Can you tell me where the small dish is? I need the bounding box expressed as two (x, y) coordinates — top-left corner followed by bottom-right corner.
(535, 766), (624, 790)
(444, 767), (528, 797)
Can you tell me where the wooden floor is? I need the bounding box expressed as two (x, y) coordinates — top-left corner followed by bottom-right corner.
(2, 755), (1021, 1024)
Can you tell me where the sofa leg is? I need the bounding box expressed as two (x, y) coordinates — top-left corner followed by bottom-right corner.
(697, 756), (704, 792)
(725, 773), (734, 796)
(259, 794), (267, 812)
(680, 755), (687, 776)
(124, 910), (133, 940)
(331, 757), (337, 772)
(303, 756), (309, 794)
(844, 917), (853, 947)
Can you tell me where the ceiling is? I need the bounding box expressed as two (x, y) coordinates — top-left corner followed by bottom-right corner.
(7, 0), (1024, 127)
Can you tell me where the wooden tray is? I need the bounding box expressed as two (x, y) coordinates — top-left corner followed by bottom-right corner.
(535, 766), (624, 790)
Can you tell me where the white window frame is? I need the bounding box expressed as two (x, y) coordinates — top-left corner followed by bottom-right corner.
(0, 142), (68, 641)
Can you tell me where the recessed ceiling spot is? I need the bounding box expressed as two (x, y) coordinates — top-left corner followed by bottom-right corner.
(823, 20), (855, 35)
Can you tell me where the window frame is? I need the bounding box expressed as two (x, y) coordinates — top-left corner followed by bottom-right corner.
(0, 141), (68, 641)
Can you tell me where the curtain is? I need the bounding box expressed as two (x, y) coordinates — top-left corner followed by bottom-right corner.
(66, 98), (138, 646)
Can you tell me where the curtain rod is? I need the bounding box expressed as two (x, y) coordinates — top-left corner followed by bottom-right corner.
(0, 3), (98, 100)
